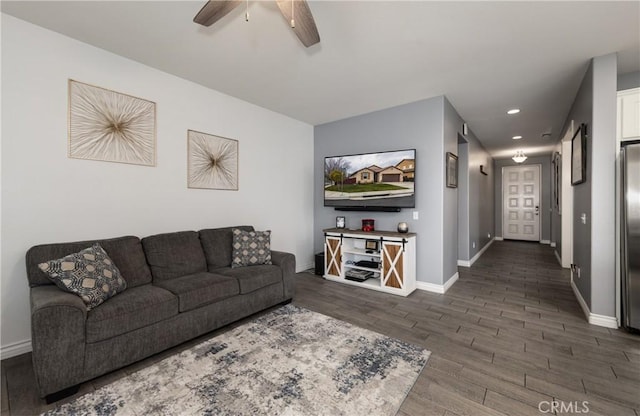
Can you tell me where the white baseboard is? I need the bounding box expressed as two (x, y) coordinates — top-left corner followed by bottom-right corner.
(417, 272), (458, 294)
(541, 239), (551, 245)
(444, 272), (459, 292)
(1, 339), (32, 360)
(550, 242), (556, 248)
(554, 250), (562, 266)
(457, 238), (494, 268)
(570, 279), (618, 329)
(494, 236), (503, 241)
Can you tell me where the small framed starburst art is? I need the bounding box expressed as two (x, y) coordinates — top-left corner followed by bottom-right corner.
(68, 80), (156, 166)
(187, 130), (239, 190)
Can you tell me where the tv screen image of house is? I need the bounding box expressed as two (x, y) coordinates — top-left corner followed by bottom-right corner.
(324, 149), (416, 209)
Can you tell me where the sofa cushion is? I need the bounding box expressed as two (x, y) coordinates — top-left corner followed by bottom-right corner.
(142, 231), (207, 281)
(26, 236), (152, 288)
(199, 226), (254, 270)
(38, 244), (127, 310)
(231, 228), (272, 268)
(154, 272), (240, 312)
(214, 265), (282, 294)
(86, 285), (178, 343)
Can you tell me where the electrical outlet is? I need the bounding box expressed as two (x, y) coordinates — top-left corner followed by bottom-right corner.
(413, 211), (419, 220)
(571, 264), (581, 278)
(487, 233), (491, 239)
(472, 241), (476, 249)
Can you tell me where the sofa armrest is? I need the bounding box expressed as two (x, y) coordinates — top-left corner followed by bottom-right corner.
(30, 285), (87, 397)
(271, 251), (295, 299)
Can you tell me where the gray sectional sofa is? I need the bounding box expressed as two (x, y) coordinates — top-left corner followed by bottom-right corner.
(25, 226), (295, 401)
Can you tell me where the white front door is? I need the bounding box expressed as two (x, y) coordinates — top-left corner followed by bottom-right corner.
(502, 165), (541, 241)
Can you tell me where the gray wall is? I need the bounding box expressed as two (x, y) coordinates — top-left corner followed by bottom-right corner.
(494, 156), (552, 242)
(557, 53), (618, 317)
(442, 98), (461, 281)
(618, 71), (640, 91)
(590, 54), (617, 317)
(550, 144), (562, 260)
(314, 96), (447, 285)
(467, 131), (495, 259)
(563, 62), (593, 307)
(446, 101), (495, 263)
(457, 141), (470, 261)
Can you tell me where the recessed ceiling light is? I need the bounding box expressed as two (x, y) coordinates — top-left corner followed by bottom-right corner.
(507, 108), (520, 115)
(512, 135), (523, 140)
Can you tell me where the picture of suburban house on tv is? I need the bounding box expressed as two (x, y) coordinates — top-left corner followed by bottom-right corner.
(324, 149), (416, 208)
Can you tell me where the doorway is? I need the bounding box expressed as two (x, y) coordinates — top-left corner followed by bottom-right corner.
(502, 164), (541, 241)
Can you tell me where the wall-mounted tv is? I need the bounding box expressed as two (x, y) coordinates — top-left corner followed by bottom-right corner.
(324, 149), (416, 212)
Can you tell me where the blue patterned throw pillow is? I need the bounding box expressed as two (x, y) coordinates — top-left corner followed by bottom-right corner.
(38, 243), (127, 310)
(231, 228), (272, 268)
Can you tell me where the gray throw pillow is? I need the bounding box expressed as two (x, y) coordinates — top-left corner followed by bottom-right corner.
(38, 243), (127, 310)
(231, 228), (272, 268)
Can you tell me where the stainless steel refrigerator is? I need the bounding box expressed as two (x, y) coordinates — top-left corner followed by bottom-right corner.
(621, 142), (640, 332)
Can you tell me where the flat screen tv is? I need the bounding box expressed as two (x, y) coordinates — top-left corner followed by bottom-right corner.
(324, 149), (416, 211)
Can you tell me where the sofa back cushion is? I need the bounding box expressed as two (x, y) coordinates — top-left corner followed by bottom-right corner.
(26, 236), (152, 288)
(142, 231), (207, 281)
(199, 226), (254, 270)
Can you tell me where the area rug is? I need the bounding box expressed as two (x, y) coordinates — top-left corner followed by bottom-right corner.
(43, 304), (430, 416)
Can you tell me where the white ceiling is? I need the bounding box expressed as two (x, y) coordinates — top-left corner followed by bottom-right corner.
(2, 1), (639, 158)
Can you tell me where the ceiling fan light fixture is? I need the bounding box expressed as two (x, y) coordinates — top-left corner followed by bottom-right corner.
(507, 108), (520, 115)
(512, 150), (528, 163)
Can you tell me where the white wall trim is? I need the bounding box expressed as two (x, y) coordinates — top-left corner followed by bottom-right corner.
(541, 239), (551, 245)
(554, 250), (562, 266)
(417, 272), (459, 294)
(494, 236), (503, 241)
(1, 339), (32, 360)
(570, 278), (618, 329)
(458, 238), (494, 268)
(297, 263), (314, 273)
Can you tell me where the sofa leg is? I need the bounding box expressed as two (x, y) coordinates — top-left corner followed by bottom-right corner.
(45, 384), (80, 404)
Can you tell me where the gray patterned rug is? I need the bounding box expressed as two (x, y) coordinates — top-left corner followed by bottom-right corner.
(44, 305), (429, 416)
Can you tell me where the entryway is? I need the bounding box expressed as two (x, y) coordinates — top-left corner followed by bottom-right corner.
(502, 164), (541, 241)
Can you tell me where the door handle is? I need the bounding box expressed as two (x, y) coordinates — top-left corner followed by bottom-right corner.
(535, 205), (539, 216)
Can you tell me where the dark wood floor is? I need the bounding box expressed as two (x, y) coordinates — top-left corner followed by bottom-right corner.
(3, 241), (639, 415)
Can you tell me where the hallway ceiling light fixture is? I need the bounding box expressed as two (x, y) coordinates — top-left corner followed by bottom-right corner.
(512, 135), (522, 140)
(512, 150), (528, 163)
(507, 108), (520, 115)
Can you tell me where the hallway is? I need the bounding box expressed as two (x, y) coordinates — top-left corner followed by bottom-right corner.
(294, 240), (640, 416)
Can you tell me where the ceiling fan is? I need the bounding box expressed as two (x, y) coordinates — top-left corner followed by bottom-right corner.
(194, 0), (320, 47)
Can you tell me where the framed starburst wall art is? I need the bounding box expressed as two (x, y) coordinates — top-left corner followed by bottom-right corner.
(68, 80), (156, 166)
(187, 130), (239, 190)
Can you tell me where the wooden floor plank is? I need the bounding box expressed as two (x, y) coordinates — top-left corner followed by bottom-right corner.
(3, 240), (639, 416)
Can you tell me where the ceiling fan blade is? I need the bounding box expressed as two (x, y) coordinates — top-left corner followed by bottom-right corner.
(276, 0), (320, 47)
(194, 0), (242, 27)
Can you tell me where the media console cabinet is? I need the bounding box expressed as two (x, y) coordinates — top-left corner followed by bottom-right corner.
(323, 228), (417, 296)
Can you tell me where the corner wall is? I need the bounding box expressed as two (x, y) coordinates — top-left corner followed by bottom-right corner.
(314, 97), (447, 286)
(1, 15), (314, 355)
(444, 99), (494, 264)
(558, 53), (618, 322)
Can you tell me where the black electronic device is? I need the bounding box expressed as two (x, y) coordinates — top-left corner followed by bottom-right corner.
(345, 269), (374, 282)
(355, 260), (380, 269)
